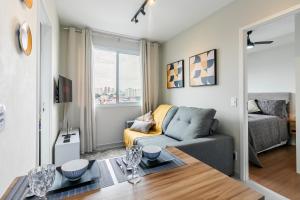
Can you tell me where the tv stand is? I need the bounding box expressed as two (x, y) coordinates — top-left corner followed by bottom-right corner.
(55, 129), (80, 166)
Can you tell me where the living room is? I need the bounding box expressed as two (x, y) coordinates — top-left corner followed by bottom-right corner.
(1, 0), (300, 199)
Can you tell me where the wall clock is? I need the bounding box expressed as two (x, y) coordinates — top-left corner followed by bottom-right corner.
(18, 22), (32, 56)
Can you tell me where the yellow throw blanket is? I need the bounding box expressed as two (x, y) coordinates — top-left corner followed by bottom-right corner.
(124, 104), (173, 147)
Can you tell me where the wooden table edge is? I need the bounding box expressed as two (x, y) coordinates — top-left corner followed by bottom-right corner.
(2, 148), (264, 200)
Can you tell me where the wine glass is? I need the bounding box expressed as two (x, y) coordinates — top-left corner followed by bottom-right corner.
(127, 145), (143, 184)
(124, 147), (133, 170)
(28, 164), (56, 199)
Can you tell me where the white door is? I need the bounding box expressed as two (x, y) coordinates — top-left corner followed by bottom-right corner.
(39, 24), (52, 165)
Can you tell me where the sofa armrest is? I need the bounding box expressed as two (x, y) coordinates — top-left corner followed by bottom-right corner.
(125, 120), (135, 128)
(167, 134), (234, 176)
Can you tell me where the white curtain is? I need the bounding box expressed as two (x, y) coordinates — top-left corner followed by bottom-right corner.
(140, 40), (160, 114)
(79, 29), (96, 153)
(65, 28), (96, 154)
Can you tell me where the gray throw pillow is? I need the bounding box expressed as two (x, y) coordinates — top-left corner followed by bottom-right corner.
(257, 100), (288, 118)
(209, 119), (219, 135)
(165, 107), (216, 141)
(130, 120), (153, 133)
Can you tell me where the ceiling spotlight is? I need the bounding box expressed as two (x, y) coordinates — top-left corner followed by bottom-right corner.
(148, 0), (156, 6)
(131, 0), (156, 24)
(247, 44), (254, 49)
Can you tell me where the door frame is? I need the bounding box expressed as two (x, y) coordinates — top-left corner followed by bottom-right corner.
(36, 0), (53, 165)
(239, 3), (300, 198)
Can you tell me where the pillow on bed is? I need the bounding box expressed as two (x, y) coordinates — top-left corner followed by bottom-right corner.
(257, 100), (288, 118)
(248, 100), (261, 114)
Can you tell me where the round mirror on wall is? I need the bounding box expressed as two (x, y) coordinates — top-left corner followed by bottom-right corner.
(23, 0), (33, 9)
(18, 22), (32, 56)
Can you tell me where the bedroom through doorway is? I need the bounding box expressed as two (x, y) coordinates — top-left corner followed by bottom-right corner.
(245, 13), (299, 199)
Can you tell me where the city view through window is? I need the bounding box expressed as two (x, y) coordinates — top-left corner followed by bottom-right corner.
(93, 48), (141, 105)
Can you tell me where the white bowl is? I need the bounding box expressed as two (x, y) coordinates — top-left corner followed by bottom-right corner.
(61, 159), (89, 181)
(142, 145), (162, 161)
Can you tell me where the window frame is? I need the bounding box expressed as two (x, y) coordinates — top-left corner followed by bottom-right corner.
(93, 46), (142, 107)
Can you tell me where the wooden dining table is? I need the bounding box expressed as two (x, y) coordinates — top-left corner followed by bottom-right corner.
(68, 147), (264, 200)
(2, 147), (264, 200)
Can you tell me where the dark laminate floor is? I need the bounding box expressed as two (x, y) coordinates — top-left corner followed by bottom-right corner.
(249, 145), (300, 199)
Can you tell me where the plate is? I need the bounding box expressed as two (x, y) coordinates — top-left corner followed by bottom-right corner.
(18, 22), (32, 56)
(140, 151), (174, 168)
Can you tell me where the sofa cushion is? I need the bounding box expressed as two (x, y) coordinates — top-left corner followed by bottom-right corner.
(165, 107), (216, 141)
(162, 106), (178, 133)
(130, 120), (154, 133)
(209, 119), (219, 135)
(136, 111), (155, 126)
(136, 135), (180, 148)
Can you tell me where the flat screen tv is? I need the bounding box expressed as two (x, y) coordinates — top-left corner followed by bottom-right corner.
(58, 75), (72, 103)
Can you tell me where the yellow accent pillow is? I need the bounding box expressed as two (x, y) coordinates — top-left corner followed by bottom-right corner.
(123, 104), (173, 147)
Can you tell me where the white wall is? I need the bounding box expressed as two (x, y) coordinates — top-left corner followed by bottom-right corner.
(41, 0), (63, 162)
(0, 0), (61, 195)
(248, 44), (295, 93)
(95, 106), (141, 148)
(159, 0), (300, 175)
(0, 1), (37, 195)
(247, 43), (296, 118)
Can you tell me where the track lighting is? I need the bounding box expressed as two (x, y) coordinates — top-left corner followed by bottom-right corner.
(131, 0), (155, 24)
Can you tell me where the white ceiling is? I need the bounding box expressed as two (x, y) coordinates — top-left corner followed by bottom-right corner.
(247, 15), (295, 53)
(55, 0), (235, 42)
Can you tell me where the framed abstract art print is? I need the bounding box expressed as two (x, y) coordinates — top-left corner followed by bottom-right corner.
(167, 60), (184, 89)
(189, 49), (217, 87)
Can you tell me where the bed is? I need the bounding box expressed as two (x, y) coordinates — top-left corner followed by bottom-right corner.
(248, 93), (290, 167)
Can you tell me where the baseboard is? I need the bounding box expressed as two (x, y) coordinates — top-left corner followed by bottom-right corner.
(233, 171), (240, 180)
(246, 180), (288, 200)
(95, 142), (124, 151)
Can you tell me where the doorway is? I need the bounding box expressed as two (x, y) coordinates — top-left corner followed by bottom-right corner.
(239, 5), (300, 199)
(38, 2), (52, 165)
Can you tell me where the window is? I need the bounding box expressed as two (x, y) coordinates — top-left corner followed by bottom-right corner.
(93, 48), (141, 105)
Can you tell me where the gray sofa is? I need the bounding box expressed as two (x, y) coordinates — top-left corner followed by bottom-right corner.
(127, 106), (234, 176)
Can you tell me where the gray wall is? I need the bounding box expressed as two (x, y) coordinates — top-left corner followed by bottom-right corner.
(159, 0), (300, 175)
(247, 43), (296, 119)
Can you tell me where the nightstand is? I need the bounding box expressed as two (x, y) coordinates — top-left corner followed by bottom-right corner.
(289, 120), (296, 135)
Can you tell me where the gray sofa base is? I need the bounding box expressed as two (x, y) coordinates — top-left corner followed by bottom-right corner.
(136, 134), (234, 176)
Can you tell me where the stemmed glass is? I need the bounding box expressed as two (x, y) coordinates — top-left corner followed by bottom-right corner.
(28, 164), (56, 199)
(125, 147), (132, 170)
(127, 145), (143, 184)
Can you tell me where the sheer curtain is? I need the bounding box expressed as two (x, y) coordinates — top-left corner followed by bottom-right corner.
(65, 28), (96, 154)
(140, 40), (160, 114)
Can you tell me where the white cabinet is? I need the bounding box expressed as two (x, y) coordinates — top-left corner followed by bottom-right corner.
(54, 129), (80, 166)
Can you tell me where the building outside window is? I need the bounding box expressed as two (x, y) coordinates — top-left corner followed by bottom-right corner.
(93, 48), (141, 105)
